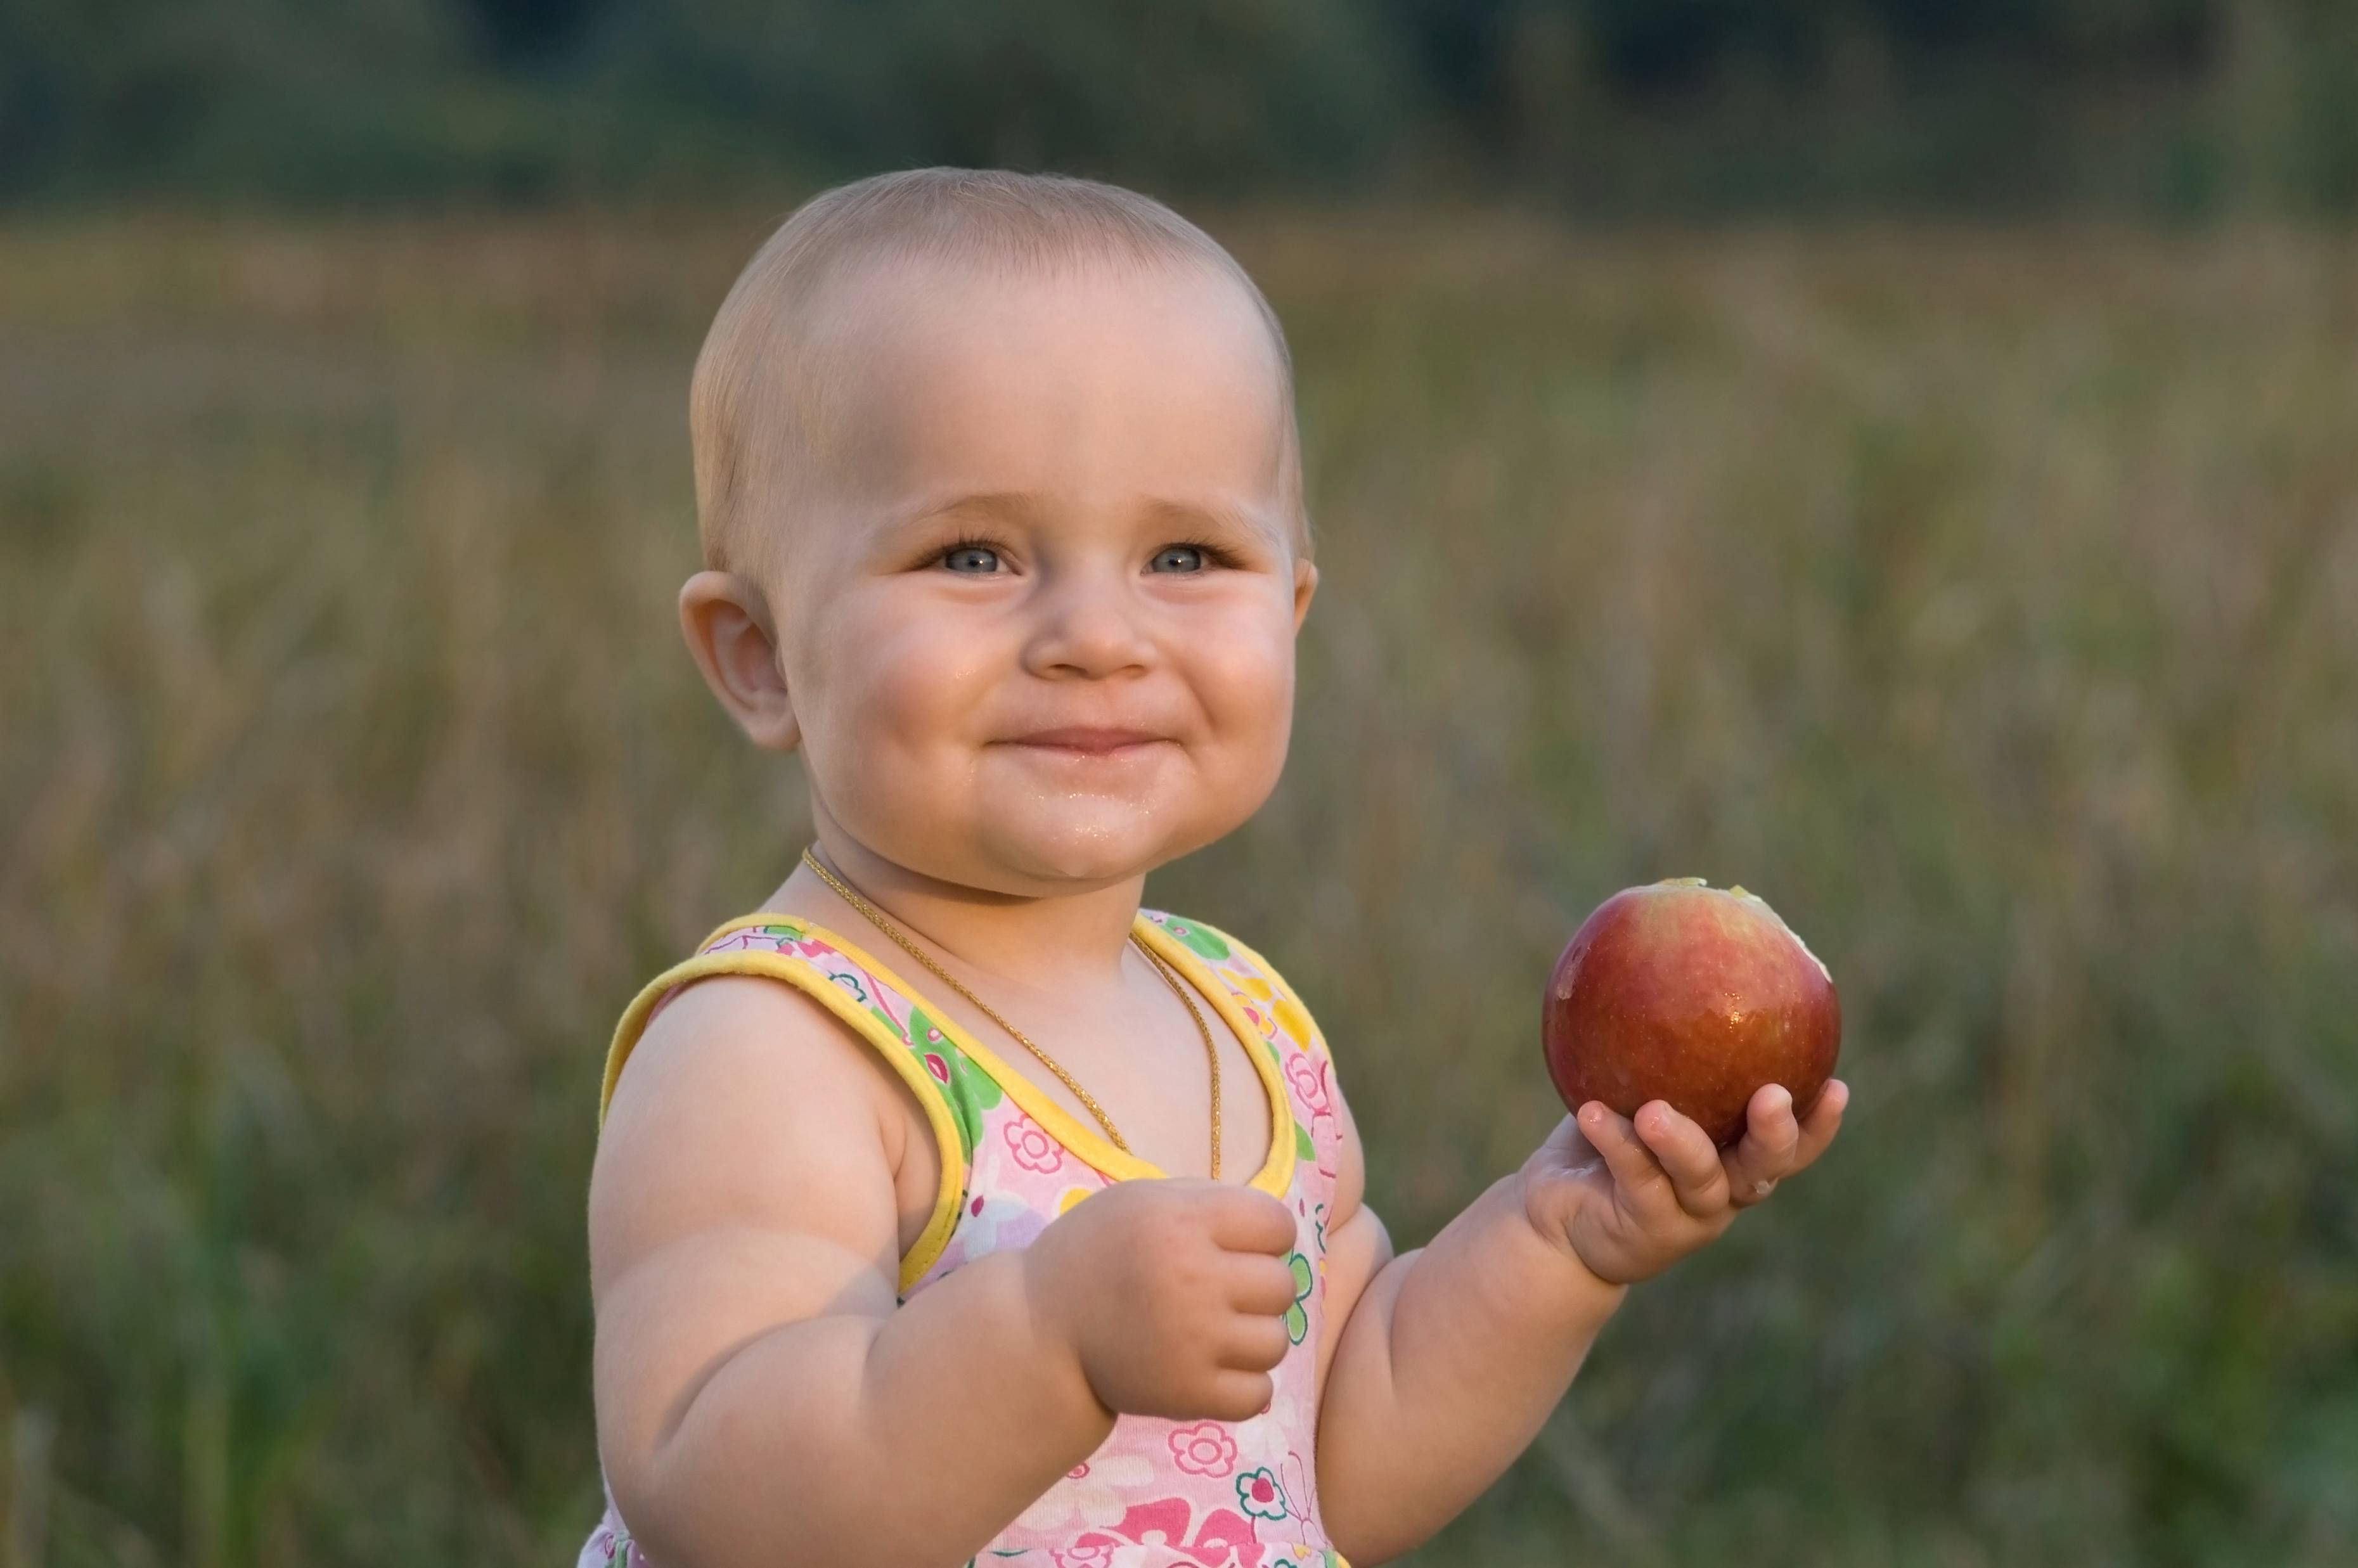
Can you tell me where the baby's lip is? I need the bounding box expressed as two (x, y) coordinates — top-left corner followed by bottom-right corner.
(1004, 727), (1170, 752)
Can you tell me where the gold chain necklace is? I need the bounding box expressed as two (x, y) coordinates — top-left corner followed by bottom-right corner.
(799, 846), (1221, 1179)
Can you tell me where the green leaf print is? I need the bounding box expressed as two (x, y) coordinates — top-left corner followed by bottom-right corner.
(944, 1043), (1004, 1109)
(906, 1006), (1001, 1161)
(942, 1081), (984, 1162)
(1162, 918), (1230, 960)
(1284, 1250), (1314, 1343)
(1294, 1122), (1315, 1162)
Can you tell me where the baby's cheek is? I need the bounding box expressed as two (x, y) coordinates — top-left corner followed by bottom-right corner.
(802, 621), (998, 814)
(1187, 618), (1296, 771)
(826, 617), (1003, 748)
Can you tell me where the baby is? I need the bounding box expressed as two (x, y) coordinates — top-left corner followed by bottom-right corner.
(579, 168), (1846, 1568)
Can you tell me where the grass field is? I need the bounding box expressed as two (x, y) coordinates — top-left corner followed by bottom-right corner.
(2, 208), (2354, 1567)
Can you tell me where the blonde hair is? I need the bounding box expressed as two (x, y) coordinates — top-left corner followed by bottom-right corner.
(688, 167), (1308, 584)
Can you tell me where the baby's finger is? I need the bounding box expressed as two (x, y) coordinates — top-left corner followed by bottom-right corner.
(1632, 1100), (1730, 1218)
(1723, 1084), (1802, 1203)
(1576, 1102), (1674, 1214)
(1207, 1185), (1298, 1257)
(1788, 1079), (1850, 1171)
(1206, 1370), (1275, 1424)
(1218, 1311), (1292, 1373)
(1226, 1253), (1303, 1319)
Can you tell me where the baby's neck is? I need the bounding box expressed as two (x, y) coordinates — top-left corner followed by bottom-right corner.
(789, 836), (1148, 998)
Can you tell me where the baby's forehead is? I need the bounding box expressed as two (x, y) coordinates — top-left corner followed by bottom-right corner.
(799, 254), (1291, 490)
(813, 248), (1279, 377)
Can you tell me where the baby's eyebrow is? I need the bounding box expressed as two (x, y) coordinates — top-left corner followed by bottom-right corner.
(1138, 494), (1282, 545)
(887, 489), (1280, 545)
(890, 490), (1042, 530)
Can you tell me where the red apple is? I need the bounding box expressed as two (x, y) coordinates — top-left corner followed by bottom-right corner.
(1542, 878), (1840, 1147)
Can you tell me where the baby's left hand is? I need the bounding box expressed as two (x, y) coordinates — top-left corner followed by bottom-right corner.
(1517, 1081), (1848, 1287)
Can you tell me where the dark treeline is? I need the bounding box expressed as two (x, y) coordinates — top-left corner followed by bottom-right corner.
(4, 0), (2356, 215)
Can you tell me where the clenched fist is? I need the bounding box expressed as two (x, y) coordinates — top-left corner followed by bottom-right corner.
(1023, 1178), (1301, 1422)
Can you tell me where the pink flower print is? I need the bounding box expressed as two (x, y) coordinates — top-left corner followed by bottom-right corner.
(1105, 1498), (1192, 1552)
(1052, 1545), (1118, 1568)
(1169, 1422), (1239, 1476)
(1182, 1508), (1265, 1567)
(1282, 1052), (1331, 1122)
(1004, 1115), (1065, 1174)
(924, 1051), (952, 1086)
(1235, 1466), (1291, 1522)
(1087, 1500), (1270, 1568)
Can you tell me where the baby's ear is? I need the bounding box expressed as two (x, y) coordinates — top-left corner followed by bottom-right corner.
(1291, 558), (1318, 634)
(679, 570), (802, 752)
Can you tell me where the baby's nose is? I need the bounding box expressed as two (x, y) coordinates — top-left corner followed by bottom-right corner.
(1022, 575), (1155, 679)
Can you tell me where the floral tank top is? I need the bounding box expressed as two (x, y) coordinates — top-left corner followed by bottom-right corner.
(577, 906), (1351, 1568)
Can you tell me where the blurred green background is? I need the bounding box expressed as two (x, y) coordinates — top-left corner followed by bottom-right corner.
(3, 6), (2357, 1567)
(10, 0), (2358, 216)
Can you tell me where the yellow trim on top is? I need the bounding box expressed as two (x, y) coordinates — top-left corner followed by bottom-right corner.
(595, 908), (1306, 1294)
(1130, 915), (1297, 1200)
(595, 922), (969, 1295)
(782, 913), (1296, 1198)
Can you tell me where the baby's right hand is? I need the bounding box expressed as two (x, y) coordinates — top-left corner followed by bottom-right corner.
(1023, 1178), (1301, 1422)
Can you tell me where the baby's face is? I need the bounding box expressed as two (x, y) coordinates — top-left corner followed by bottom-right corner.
(763, 257), (1315, 896)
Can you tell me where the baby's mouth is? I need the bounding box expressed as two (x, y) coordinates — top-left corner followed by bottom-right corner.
(1002, 726), (1171, 756)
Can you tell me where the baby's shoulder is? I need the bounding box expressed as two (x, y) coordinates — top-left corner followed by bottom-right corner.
(584, 953), (925, 1342)
(594, 919), (957, 1280)
(603, 946), (917, 1143)
(598, 915), (967, 1185)
(599, 917), (859, 1124)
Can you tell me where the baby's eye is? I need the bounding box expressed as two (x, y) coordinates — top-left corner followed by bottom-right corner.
(1149, 544), (1206, 574)
(941, 543), (1002, 574)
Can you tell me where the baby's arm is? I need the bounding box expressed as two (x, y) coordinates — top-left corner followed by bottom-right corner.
(1313, 1077), (1847, 1563)
(590, 975), (1301, 1568)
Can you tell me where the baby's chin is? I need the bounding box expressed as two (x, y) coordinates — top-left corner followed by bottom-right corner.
(967, 797), (1224, 890)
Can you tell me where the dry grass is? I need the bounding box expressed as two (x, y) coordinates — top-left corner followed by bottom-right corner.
(2, 208), (2354, 1567)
